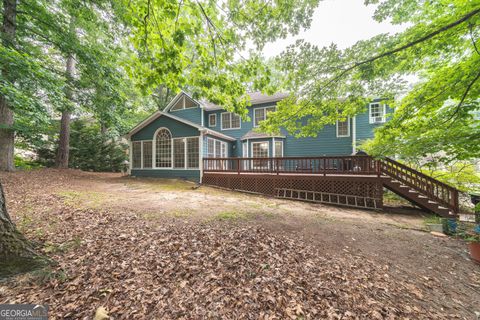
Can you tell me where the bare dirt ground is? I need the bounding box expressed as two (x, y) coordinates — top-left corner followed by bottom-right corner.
(0, 169), (479, 319)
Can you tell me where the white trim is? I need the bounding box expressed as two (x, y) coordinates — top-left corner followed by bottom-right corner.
(131, 141), (143, 169)
(274, 140), (284, 157)
(140, 140), (144, 169)
(251, 141), (270, 157)
(272, 137), (275, 157)
(240, 135), (285, 141)
(336, 117), (351, 138)
(152, 127), (173, 169)
(369, 103), (386, 124)
(253, 105), (276, 127)
(199, 132), (204, 182)
(220, 112), (241, 130)
(127, 111), (236, 141)
(163, 91), (201, 112)
(201, 108), (205, 127)
(352, 115), (357, 154)
(128, 141), (132, 173)
(170, 95), (199, 112)
(208, 114), (217, 127)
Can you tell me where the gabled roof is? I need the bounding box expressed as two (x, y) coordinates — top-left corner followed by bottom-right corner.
(163, 91), (201, 112)
(241, 130), (286, 141)
(163, 90), (289, 111)
(126, 111), (236, 141)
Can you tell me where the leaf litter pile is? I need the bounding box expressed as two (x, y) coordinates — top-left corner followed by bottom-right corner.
(0, 169), (478, 319)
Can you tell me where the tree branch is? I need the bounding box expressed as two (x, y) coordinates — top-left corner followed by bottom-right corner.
(284, 8), (480, 123)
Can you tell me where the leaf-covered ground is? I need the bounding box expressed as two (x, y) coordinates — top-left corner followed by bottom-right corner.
(0, 169), (479, 319)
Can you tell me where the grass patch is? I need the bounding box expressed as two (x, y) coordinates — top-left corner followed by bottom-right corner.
(423, 215), (442, 225)
(215, 211), (246, 220)
(57, 190), (108, 208)
(125, 178), (195, 192)
(43, 237), (82, 254)
(170, 209), (193, 218)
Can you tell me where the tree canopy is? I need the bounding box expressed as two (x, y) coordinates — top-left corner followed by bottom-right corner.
(263, 0), (479, 162)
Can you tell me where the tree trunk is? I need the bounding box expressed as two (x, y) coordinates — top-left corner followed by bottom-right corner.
(55, 45), (75, 168)
(0, 182), (48, 277)
(55, 109), (72, 168)
(0, 0), (17, 172)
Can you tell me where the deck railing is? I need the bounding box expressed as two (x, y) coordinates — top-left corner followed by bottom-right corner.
(203, 156), (380, 176)
(203, 155), (460, 213)
(379, 157), (459, 213)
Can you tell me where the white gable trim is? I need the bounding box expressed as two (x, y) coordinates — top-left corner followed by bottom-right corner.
(163, 91), (206, 112)
(126, 111), (236, 141)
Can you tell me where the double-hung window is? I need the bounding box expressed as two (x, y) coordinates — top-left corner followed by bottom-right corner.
(208, 114), (216, 127)
(172, 137), (199, 169)
(336, 118), (350, 137)
(253, 106), (276, 127)
(132, 141), (142, 168)
(369, 103), (386, 124)
(221, 112), (241, 130)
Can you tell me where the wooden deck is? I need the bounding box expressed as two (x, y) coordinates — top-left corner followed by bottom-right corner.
(202, 156), (460, 216)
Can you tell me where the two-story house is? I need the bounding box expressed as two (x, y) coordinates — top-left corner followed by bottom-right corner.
(126, 91), (390, 182)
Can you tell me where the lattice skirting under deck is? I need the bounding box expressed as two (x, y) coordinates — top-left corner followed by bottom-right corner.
(202, 173), (383, 210)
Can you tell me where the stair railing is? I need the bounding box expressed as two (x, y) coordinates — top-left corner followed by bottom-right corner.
(379, 157), (459, 213)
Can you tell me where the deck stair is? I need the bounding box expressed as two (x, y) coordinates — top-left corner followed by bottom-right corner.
(379, 158), (459, 217)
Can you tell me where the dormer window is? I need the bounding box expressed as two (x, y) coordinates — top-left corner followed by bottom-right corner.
(171, 95), (197, 111)
(369, 103), (386, 124)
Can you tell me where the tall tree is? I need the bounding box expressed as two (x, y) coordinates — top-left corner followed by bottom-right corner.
(121, 0), (320, 116)
(55, 19), (75, 168)
(0, 0), (17, 171)
(0, 181), (48, 277)
(264, 0), (479, 163)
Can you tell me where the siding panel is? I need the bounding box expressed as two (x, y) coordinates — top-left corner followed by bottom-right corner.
(131, 115), (199, 141)
(131, 169), (200, 182)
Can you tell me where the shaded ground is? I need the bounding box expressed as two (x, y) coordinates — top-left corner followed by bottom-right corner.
(0, 169), (479, 319)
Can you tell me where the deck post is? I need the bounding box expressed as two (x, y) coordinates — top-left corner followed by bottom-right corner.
(323, 158), (326, 176)
(237, 158), (240, 175)
(276, 158), (279, 175)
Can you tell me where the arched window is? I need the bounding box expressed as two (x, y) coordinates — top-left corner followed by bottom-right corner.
(155, 128), (172, 167)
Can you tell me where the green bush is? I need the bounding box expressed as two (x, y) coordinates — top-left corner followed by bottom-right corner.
(14, 155), (44, 170)
(35, 119), (128, 172)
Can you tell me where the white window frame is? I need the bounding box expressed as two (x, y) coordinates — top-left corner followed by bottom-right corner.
(251, 141), (270, 157)
(253, 106), (276, 127)
(220, 112), (241, 130)
(170, 96), (198, 112)
(273, 140), (284, 157)
(132, 141), (143, 169)
(150, 127), (199, 170)
(208, 114), (217, 127)
(251, 141), (270, 169)
(336, 117), (351, 138)
(206, 137), (228, 158)
(369, 103), (386, 124)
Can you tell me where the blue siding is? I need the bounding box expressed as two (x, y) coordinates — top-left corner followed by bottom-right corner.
(131, 169), (200, 182)
(355, 103), (393, 143)
(284, 124), (353, 156)
(204, 102), (278, 157)
(131, 115), (199, 141)
(168, 107), (203, 125)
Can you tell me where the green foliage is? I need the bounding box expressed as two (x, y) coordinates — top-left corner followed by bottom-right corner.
(36, 119), (128, 172)
(14, 155), (43, 170)
(118, 0), (320, 117)
(408, 160), (480, 193)
(69, 120), (128, 172)
(264, 1), (480, 162)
